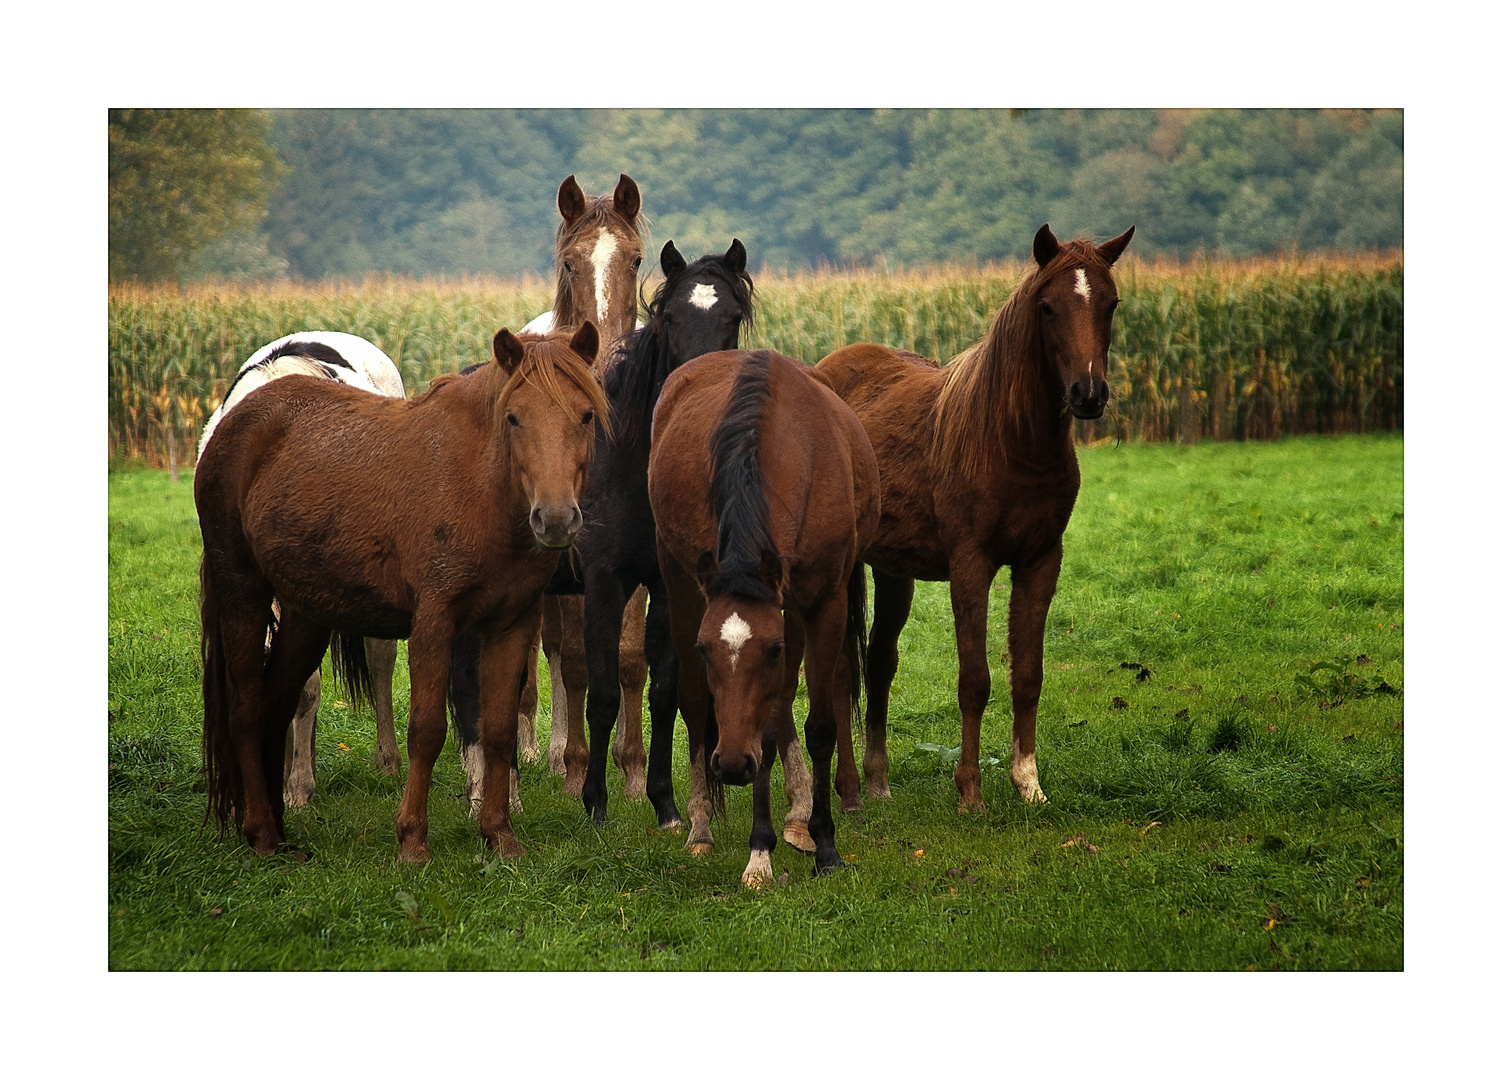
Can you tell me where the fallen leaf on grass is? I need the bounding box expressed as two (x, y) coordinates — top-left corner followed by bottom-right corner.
(1111, 697), (1129, 709)
(1140, 821), (1162, 836)
(1356, 877), (1371, 888)
(843, 854), (857, 862)
(1265, 726), (1278, 734)
(912, 849), (925, 858)
(777, 871), (789, 886)
(336, 742), (351, 752)
(209, 908), (223, 916)
(1060, 833), (1100, 853)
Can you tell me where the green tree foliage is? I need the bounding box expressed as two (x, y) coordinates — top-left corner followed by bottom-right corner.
(108, 109), (287, 283)
(255, 108), (1402, 279)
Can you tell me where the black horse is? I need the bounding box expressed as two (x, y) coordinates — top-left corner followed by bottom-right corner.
(453, 238), (757, 828)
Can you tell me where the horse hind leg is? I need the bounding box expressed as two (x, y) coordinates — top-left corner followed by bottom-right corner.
(366, 637), (401, 776)
(542, 595), (569, 775)
(862, 569), (914, 802)
(773, 607), (815, 851)
(260, 607), (337, 851)
(517, 623), (542, 764)
(612, 585), (649, 801)
(283, 669), (321, 809)
(555, 595), (590, 799)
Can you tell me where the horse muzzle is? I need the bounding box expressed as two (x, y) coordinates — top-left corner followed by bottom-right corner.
(529, 502), (582, 550)
(1067, 376), (1109, 420)
(709, 748), (757, 786)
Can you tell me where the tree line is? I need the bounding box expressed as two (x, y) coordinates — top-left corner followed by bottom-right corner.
(109, 108), (1403, 284)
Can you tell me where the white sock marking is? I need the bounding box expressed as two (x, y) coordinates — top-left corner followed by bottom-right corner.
(689, 283), (718, 310)
(1074, 268), (1090, 301)
(720, 611), (752, 669)
(590, 229), (619, 327)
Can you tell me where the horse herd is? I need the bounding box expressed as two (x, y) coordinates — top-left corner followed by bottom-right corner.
(193, 173), (1135, 886)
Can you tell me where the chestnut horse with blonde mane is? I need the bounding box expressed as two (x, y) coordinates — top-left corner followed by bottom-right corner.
(651, 349), (878, 884)
(814, 223), (1134, 812)
(196, 324), (608, 861)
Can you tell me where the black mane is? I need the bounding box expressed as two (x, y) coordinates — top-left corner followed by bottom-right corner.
(707, 351), (778, 603)
(603, 252), (755, 447)
(222, 339), (347, 402)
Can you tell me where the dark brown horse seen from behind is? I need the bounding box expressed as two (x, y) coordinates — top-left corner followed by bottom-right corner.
(650, 350), (879, 883)
(814, 224), (1134, 813)
(196, 324), (608, 861)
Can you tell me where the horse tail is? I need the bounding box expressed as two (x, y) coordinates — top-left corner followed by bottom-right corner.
(199, 554), (242, 832)
(329, 631), (375, 713)
(843, 557), (869, 723)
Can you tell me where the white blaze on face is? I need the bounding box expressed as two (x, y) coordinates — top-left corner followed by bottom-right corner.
(689, 282), (718, 310)
(590, 229), (619, 327)
(1074, 268), (1091, 302)
(720, 611), (753, 669)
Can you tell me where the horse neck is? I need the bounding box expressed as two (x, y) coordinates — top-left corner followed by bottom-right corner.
(962, 311), (1074, 473)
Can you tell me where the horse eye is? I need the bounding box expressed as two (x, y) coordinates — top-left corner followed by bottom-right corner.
(1040, 301), (1055, 318)
(581, 410), (594, 425)
(695, 642), (709, 663)
(766, 642), (784, 667)
(632, 256), (643, 271)
(563, 259), (574, 274)
(507, 413), (520, 428)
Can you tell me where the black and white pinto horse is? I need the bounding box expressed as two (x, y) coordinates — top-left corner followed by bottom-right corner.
(197, 331), (406, 807)
(454, 239), (815, 845)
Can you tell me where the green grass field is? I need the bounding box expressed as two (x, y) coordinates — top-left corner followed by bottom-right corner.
(107, 434), (1403, 970)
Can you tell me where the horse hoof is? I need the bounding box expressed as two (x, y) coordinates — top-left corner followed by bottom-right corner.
(398, 841), (431, 864)
(687, 840), (714, 857)
(519, 744), (542, 765)
(839, 794), (862, 813)
(783, 823), (816, 853)
(468, 799), (483, 821)
(956, 796), (987, 815)
(620, 770), (647, 802)
(740, 868), (774, 890)
(866, 780), (892, 801)
(283, 791), (312, 811)
(660, 818), (685, 833)
(491, 836), (526, 858)
(374, 751), (401, 776)
(1019, 785), (1047, 805)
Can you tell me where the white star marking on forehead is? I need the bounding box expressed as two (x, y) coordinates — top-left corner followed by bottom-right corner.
(689, 283), (719, 310)
(720, 611), (752, 669)
(590, 229), (619, 327)
(1074, 268), (1090, 302)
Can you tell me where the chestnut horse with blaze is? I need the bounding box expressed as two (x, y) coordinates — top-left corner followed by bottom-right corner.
(650, 350), (879, 883)
(195, 324), (608, 861)
(813, 224), (1134, 812)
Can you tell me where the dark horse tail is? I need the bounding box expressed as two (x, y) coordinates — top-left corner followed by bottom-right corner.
(843, 558), (869, 722)
(329, 630), (375, 712)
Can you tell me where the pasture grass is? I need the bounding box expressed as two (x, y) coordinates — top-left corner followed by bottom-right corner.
(107, 434), (1403, 970)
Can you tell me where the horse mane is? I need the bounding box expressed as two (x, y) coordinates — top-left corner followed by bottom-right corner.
(416, 333), (610, 432)
(707, 351), (779, 603)
(602, 252), (756, 447)
(933, 238), (1110, 479)
(551, 195), (652, 328)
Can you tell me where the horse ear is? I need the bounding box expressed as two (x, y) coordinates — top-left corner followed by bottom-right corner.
(723, 238), (747, 275)
(613, 173), (641, 222)
(493, 327), (524, 372)
(558, 175), (586, 227)
(661, 240), (686, 278)
(1033, 224), (1061, 270)
(1097, 225), (1136, 266)
(695, 551), (719, 591)
(567, 321), (600, 366)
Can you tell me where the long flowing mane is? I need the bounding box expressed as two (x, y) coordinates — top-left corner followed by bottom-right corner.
(933, 238), (1110, 479)
(707, 351), (778, 603)
(551, 196), (652, 327)
(602, 252), (756, 446)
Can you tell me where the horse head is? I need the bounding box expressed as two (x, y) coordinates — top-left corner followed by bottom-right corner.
(693, 549), (787, 787)
(553, 173), (646, 349)
(492, 322), (609, 549)
(655, 238), (753, 365)
(1031, 223), (1135, 420)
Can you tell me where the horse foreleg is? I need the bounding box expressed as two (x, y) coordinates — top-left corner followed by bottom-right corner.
(613, 585), (649, 801)
(366, 637), (401, 776)
(802, 595), (849, 874)
(947, 554), (996, 814)
(741, 722), (780, 890)
(517, 622), (542, 764)
(774, 607), (815, 850)
(395, 624), (454, 863)
(643, 581), (684, 829)
(661, 555), (715, 854)
(283, 669), (320, 809)
(556, 594), (590, 798)
(582, 571), (630, 824)
(475, 610), (536, 857)
(1006, 546), (1061, 805)
(542, 595), (568, 774)
(862, 569), (914, 801)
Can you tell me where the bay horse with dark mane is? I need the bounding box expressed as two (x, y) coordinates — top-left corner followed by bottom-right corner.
(196, 324), (608, 860)
(813, 223), (1134, 812)
(651, 349), (878, 883)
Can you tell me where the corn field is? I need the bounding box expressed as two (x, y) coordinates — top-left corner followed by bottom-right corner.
(108, 253), (1402, 464)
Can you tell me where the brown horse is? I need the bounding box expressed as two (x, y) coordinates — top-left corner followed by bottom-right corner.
(196, 324), (608, 861)
(813, 223), (1134, 812)
(650, 349), (879, 883)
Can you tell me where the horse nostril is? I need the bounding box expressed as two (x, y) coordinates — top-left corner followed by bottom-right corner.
(709, 751), (722, 775)
(529, 507), (545, 532)
(569, 504), (582, 531)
